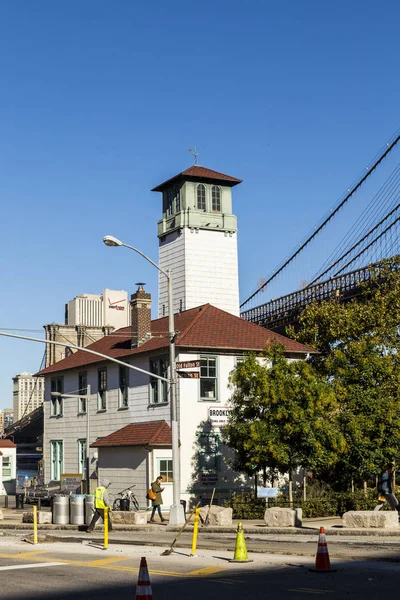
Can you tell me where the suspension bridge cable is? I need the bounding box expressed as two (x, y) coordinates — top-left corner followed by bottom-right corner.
(240, 130), (400, 308)
(332, 215), (400, 277)
(313, 164), (400, 277)
(308, 202), (400, 284)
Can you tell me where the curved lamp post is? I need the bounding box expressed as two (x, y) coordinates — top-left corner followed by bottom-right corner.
(103, 235), (184, 525)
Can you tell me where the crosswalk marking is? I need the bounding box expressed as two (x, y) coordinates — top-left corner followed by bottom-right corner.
(0, 562), (65, 571)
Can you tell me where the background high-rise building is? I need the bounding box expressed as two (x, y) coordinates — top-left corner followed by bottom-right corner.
(44, 289), (130, 368)
(3, 409), (13, 431)
(12, 373), (44, 422)
(66, 289), (130, 329)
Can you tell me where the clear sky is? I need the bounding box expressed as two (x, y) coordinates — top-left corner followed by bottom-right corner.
(0, 0), (399, 408)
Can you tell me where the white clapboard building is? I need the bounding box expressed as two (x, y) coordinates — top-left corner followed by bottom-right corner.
(38, 165), (312, 509)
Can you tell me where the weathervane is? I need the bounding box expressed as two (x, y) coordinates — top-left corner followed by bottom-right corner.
(188, 146), (200, 165)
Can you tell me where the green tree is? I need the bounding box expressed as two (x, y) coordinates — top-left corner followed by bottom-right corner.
(224, 344), (344, 500)
(290, 258), (400, 488)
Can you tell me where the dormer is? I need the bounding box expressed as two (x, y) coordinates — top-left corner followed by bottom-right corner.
(152, 166), (242, 238)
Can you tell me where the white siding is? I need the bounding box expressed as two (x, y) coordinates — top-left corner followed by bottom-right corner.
(158, 228), (239, 317)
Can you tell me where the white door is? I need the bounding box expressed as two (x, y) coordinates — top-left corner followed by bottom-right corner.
(156, 458), (173, 509)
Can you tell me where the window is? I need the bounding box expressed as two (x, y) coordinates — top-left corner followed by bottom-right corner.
(158, 458), (173, 482)
(78, 372), (87, 413)
(50, 376), (63, 417)
(50, 440), (63, 481)
(175, 186), (181, 212)
(198, 432), (220, 471)
(2, 456), (11, 478)
(98, 368), (107, 411)
(200, 356), (218, 400)
(197, 184), (206, 210)
(212, 185), (221, 212)
(167, 189), (174, 216)
(78, 439), (87, 480)
(119, 366), (129, 408)
(150, 357), (168, 404)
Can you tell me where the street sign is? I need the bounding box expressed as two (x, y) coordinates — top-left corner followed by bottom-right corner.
(176, 360), (200, 369)
(208, 407), (232, 427)
(177, 371), (200, 379)
(61, 473), (83, 494)
(257, 487), (279, 498)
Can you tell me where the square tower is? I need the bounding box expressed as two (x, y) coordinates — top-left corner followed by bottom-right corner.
(152, 166), (242, 317)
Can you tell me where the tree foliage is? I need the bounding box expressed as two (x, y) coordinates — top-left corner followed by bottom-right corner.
(223, 344), (344, 487)
(290, 257), (400, 487)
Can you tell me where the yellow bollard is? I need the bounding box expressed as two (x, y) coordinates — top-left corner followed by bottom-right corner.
(190, 507), (200, 556)
(103, 507), (109, 550)
(33, 505), (38, 545)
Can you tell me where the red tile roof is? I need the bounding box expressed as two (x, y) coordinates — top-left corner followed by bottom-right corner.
(90, 421), (172, 448)
(0, 440), (16, 448)
(152, 166), (242, 191)
(37, 304), (314, 376)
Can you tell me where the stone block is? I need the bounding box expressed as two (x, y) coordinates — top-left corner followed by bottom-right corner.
(111, 511), (148, 525)
(23, 510), (52, 524)
(342, 510), (399, 529)
(199, 505), (233, 526)
(264, 507), (302, 527)
(0, 510), (3, 520)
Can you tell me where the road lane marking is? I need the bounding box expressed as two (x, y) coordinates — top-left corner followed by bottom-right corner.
(0, 562), (65, 571)
(14, 550), (49, 558)
(86, 556), (129, 566)
(0, 552), (225, 578)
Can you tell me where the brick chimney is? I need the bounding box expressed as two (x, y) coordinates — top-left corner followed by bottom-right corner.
(130, 283), (152, 348)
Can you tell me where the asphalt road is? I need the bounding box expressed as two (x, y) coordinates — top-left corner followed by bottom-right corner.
(0, 539), (399, 599)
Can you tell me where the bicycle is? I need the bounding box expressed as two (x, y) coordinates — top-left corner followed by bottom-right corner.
(112, 485), (140, 511)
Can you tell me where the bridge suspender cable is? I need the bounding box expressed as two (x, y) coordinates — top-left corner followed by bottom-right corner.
(308, 202), (400, 285)
(240, 132), (400, 309)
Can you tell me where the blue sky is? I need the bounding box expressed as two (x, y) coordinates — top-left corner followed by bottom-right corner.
(0, 0), (399, 407)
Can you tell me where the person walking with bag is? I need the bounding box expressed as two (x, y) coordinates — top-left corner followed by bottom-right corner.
(149, 476), (166, 523)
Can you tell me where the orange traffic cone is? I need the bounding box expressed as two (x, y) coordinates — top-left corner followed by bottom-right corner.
(135, 557), (153, 599)
(311, 527), (334, 572)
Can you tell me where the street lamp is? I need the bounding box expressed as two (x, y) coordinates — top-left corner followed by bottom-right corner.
(103, 234), (184, 525)
(51, 386), (91, 494)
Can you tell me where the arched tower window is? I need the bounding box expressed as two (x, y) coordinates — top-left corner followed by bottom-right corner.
(212, 185), (221, 212)
(197, 184), (206, 211)
(175, 186), (180, 212)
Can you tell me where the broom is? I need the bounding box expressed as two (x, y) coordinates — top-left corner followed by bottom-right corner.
(161, 502), (200, 556)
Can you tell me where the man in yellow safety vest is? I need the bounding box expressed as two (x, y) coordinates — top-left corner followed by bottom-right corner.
(87, 479), (113, 532)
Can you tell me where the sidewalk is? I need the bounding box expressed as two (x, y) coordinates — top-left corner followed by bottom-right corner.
(2, 507), (400, 538)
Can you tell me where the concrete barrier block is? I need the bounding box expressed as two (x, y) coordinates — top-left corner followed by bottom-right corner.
(23, 510), (52, 524)
(342, 510), (399, 528)
(264, 507), (302, 527)
(111, 510), (148, 524)
(199, 505), (233, 526)
(0, 510), (3, 520)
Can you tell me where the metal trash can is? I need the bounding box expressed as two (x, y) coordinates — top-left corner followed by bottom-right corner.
(120, 498), (130, 511)
(16, 494), (24, 510)
(85, 494), (102, 525)
(52, 494), (70, 525)
(70, 494), (85, 525)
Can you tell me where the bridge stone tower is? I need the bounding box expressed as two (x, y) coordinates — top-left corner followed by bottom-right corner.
(152, 166), (242, 317)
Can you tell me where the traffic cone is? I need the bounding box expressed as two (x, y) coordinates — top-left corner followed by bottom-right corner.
(311, 527), (334, 572)
(229, 522), (253, 563)
(135, 557), (153, 600)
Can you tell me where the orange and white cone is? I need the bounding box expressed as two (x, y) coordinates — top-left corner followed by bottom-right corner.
(312, 527), (332, 572)
(135, 557), (153, 599)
